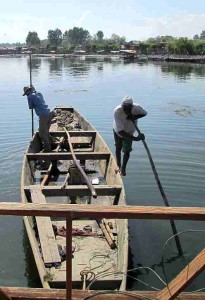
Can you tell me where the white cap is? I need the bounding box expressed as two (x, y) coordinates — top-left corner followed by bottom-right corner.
(121, 96), (133, 106)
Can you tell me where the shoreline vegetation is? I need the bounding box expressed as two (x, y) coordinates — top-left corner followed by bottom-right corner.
(1, 53), (205, 63)
(0, 28), (205, 60)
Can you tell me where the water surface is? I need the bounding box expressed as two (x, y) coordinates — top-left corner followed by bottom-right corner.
(0, 56), (205, 291)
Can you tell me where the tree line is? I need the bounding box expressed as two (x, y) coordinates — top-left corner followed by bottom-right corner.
(25, 27), (126, 53)
(25, 27), (205, 55)
(139, 31), (205, 55)
(1, 27), (205, 55)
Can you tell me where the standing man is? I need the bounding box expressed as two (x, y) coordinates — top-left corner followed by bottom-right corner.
(113, 96), (147, 176)
(23, 86), (52, 152)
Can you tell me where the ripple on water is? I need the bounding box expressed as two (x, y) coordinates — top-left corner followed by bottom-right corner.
(0, 58), (205, 288)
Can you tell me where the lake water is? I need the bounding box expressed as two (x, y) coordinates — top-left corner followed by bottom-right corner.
(0, 56), (205, 291)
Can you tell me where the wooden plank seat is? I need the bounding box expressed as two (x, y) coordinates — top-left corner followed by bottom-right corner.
(49, 130), (96, 137)
(55, 138), (92, 149)
(29, 186), (61, 267)
(26, 152), (110, 161)
(25, 185), (122, 197)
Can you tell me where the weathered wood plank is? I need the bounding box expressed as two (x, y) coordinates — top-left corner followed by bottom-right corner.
(2, 287), (205, 300)
(70, 142), (92, 148)
(0, 288), (11, 300)
(2, 203), (205, 221)
(157, 248), (205, 300)
(49, 130), (96, 137)
(37, 185), (122, 197)
(26, 152), (110, 161)
(30, 186), (61, 265)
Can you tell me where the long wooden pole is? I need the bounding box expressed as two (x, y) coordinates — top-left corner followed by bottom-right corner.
(135, 123), (183, 256)
(64, 127), (97, 198)
(29, 53), (34, 137)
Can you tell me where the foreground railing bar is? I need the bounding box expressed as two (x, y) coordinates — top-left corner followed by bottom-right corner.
(2, 203), (205, 300)
(1, 203), (205, 220)
(2, 287), (205, 299)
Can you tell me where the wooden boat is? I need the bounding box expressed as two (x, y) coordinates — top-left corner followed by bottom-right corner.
(120, 50), (136, 60)
(21, 106), (128, 290)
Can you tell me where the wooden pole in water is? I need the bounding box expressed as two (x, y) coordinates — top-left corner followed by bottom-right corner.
(29, 53), (34, 137)
(135, 123), (183, 256)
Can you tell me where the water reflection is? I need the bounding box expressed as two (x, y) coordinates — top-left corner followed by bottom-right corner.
(27, 57), (41, 72)
(48, 58), (63, 75)
(26, 56), (128, 79)
(161, 62), (205, 80)
(63, 58), (90, 77)
(27, 57), (205, 81)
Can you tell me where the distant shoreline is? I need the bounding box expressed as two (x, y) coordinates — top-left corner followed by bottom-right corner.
(1, 53), (205, 63)
(147, 54), (205, 63)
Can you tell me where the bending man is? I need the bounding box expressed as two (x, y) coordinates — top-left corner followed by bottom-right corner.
(113, 96), (147, 176)
(23, 86), (59, 172)
(23, 85), (52, 152)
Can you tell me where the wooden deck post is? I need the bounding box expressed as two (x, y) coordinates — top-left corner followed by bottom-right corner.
(66, 215), (73, 300)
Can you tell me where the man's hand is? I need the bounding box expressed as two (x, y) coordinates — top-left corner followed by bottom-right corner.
(127, 114), (135, 121)
(133, 133), (145, 141)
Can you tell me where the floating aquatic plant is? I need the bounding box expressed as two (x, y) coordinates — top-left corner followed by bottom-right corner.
(167, 101), (199, 117)
(54, 89), (88, 94)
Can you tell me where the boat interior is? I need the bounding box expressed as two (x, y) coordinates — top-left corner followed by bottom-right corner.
(22, 107), (128, 289)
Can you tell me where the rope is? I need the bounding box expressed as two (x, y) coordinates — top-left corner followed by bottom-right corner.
(161, 229), (205, 297)
(82, 290), (155, 300)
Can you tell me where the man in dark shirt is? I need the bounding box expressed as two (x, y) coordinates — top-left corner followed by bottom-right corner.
(23, 86), (60, 173)
(23, 86), (52, 152)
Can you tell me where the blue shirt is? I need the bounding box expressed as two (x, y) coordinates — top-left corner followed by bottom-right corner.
(27, 91), (50, 117)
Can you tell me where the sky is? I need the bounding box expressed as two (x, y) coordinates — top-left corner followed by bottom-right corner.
(0, 0), (205, 43)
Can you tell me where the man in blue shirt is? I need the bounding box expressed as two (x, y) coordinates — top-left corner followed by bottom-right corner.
(23, 86), (52, 152)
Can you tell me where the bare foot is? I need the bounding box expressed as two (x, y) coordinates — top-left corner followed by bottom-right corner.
(115, 168), (121, 174)
(120, 169), (126, 176)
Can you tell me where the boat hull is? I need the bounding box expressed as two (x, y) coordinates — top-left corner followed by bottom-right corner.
(21, 106), (128, 290)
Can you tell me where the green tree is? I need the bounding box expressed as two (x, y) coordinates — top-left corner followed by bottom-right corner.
(138, 42), (148, 54)
(110, 33), (126, 44)
(195, 40), (205, 54)
(48, 28), (62, 47)
(64, 27), (90, 46)
(26, 31), (40, 47)
(147, 42), (157, 54)
(147, 35), (175, 43)
(96, 30), (104, 41)
(193, 34), (199, 40)
(176, 38), (195, 54)
(200, 30), (205, 39)
(167, 42), (177, 54)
